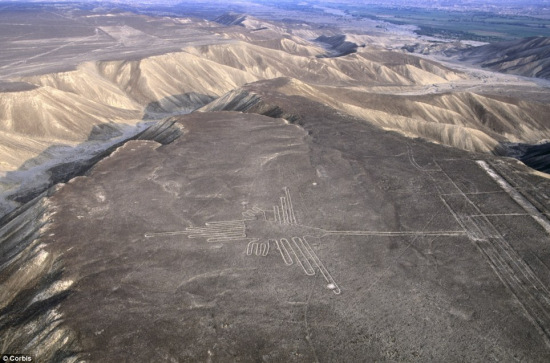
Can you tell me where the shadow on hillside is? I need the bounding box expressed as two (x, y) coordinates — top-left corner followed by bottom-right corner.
(497, 141), (550, 174)
(315, 34), (363, 58)
(0, 92), (213, 362)
(0, 92), (215, 220)
(1, 123), (132, 209)
(142, 92), (216, 119)
(0, 91), (215, 358)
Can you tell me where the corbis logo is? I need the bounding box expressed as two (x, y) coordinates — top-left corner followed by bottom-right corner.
(1, 355), (33, 362)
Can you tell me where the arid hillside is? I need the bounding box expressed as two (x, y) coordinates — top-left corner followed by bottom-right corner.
(2, 4), (550, 362)
(2, 12), (550, 217)
(460, 36), (550, 79)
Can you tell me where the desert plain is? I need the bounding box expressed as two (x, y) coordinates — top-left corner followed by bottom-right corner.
(1, 1), (550, 361)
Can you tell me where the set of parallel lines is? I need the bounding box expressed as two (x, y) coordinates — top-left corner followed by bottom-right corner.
(246, 240), (269, 256)
(146, 220), (246, 242)
(274, 235), (341, 294)
(274, 238), (293, 265)
(477, 160), (550, 235)
(273, 205), (282, 224)
(300, 236), (341, 295)
(284, 187), (298, 224)
(277, 187), (297, 225)
(438, 163), (550, 346)
(490, 161), (550, 206)
(281, 237), (315, 275)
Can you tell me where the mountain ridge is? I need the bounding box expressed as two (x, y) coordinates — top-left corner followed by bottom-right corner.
(460, 36), (550, 79)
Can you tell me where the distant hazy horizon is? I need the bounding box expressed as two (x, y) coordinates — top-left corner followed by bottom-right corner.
(0, 0), (548, 5)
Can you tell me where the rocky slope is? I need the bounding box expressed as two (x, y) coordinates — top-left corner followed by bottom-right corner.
(2, 12), (550, 220)
(3, 93), (550, 361)
(2, 9), (550, 362)
(460, 36), (550, 79)
(202, 77), (550, 154)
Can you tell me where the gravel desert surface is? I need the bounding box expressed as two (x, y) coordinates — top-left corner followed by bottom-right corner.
(1, 1), (550, 361)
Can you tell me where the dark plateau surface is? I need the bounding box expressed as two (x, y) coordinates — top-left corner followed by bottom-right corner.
(2, 92), (550, 362)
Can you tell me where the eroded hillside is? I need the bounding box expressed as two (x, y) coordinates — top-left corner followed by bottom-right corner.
(2, 5), (550, 362)
(460, 36), (550, 79)
(1, 11), (549, 216)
